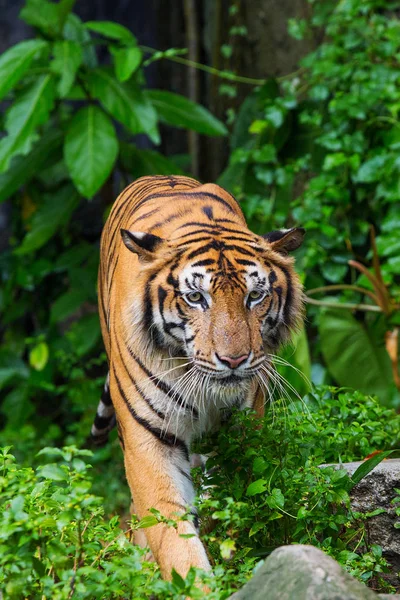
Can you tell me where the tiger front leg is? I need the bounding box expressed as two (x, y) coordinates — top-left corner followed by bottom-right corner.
(120, 418), (211, 579)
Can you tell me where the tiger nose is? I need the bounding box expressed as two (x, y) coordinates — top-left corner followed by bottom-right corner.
(216, 353), (249, 369)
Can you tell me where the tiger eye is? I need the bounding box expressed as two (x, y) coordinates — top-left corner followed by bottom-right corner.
(187, 291), (202, 303)
(249, 290), (263, 301)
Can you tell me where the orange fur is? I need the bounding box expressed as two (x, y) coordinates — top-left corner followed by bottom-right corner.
(94, 175), (304, 578)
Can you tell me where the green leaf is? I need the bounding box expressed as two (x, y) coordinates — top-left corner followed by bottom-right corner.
(0, 129), (62, 203)
(355, 155), (388, 183)
(319, 309), (393, 404)
(15, 185), (79, 255)
(348, 451), (395, 490)
(87, 68), (159, 144)
(138, 515), (159, 529)
(119, 143), (184, 178)
(147, 89), (228, 136)
(51, 40), (83, 97)
(29, 342), (49, 371)
(171, 569), (186, 589)
(277, 324), (311, 397)
(220, 539), (236, 559)
(0, 39), (48, 101)
(111, 46), (142, 82)
(64, 105), (118, 198)
(63, 14), (97, 68)
(267, 488), (285, 509)
(85, 21), (135, 44)
(0, 75), (56, 173)
(66, 314), (100, 356)
(38, 464), (68, 481)
(249, 522), (265, 537)
(20, 0), (75, 37)
(246, 479), (267, 497)
(50, 289), (88, 324)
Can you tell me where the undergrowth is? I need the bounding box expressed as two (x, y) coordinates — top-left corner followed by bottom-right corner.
(2, 386), (400, 598)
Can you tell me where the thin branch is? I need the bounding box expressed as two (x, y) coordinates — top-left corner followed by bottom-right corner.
(348, 260), (389, 313)
(305, 297), (382, 312)
(306, 284), (379, 304)
(140, 45), (267, 85)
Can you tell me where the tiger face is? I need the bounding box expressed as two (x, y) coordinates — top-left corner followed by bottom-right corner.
(121, 225), (304, 401)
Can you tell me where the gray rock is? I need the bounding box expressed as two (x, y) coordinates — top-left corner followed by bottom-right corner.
(342, 459), (400, 588)
(229, 544), (378, 599)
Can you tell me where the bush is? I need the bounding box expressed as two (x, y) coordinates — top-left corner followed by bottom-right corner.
(220, 0), (400, 405)
(2, 387), (399, 597)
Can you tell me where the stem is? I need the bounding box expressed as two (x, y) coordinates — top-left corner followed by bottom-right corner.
(306, 284), (379, 304)
(183, 0), (200, 177)
(140, 45), (271, 85)
(348, 260), (389, 314)
(305, 297), (382, 312)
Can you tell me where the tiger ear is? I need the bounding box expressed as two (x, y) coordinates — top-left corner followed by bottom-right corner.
(121, 229), (163, 261)
(263, 227), (305, 255)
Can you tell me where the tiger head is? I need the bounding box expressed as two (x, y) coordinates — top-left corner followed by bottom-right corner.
(121, 225), (304, 398)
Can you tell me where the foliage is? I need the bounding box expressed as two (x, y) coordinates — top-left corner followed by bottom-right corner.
(2, 387), (399, 598)
(0, 0), (226, 455)
(197, 386), (400, 591)
(220, 0), (400, 405)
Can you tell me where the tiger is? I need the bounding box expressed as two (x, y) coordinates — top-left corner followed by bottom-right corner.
(92, 174), (304, 579)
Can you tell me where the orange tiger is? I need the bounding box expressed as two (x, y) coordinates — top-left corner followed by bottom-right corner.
(92, 175), (304, 579)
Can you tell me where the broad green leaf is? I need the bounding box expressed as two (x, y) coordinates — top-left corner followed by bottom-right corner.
(29, 342), (49, 371)
(15, 185), (79, 255)
(220, 539), (236, 559)
(119, 143), (184, 177)
(51, 40), (82, 97)
(20, 0), (74, 37)
(64, 105), (118, 198)
(111, 46), (142, 82)
(63, 14), (97, 68)
(50, 288), (88, 324)
(319, 309), (392, 403)
(66, 314), (100, 356)
(249, 522), (265, 537)
(171, 569), (186, 589)
(0, 39), (48, 101)
(0, 129), (62, 203)
(1, 386), (33, 428)
(138, 515), (159, 528)
(0, 75), (56, 173)
(246, 479), (267, 496)
(267, 488), (285, 509)
(38, 464), (68, 481)
(87, 69), (159, 144)
(355, 155), (389, 183)
(147, 89), (228, 136)
(85, 20), (135, 44)
(348, 450), (395, 490)
(277, 324), (311, 397)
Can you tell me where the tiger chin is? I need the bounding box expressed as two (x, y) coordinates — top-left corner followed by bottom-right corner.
(92, 175), (305, 580)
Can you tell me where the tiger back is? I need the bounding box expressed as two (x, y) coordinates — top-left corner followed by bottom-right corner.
(93, 174), (304, 579)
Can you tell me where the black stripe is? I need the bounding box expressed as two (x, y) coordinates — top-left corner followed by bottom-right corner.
(175, 221), (252, 237)
(114, 334), (166, 421)
(134, 190), (238, 215)
(128, 348), (199, 419)
(176, 236), (214, 248)
(178, 466), (192, 483)
(94, 414), (113, 430)
(192, 258), (215, 267)
(113, 367), (189, 460)
(236, 259), (256, 266)
(133, 208), (159, 223)
(101, 380), (113, 406)
(279, 264), (293, 325)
